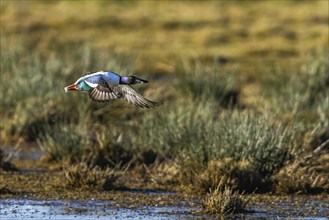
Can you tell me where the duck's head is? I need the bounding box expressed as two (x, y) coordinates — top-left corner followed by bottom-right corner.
(121, 76), (148, 85)
(64, 80), (92, 93)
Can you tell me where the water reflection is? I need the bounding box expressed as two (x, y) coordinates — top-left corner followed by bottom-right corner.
(0, 198), (328, 220)
(0, 199), (201, 220)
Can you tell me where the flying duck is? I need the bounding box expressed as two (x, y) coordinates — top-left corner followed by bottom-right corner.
(64, 71), (160, 108)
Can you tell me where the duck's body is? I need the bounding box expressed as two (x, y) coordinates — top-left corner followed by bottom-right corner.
(64, 71), (160, 108)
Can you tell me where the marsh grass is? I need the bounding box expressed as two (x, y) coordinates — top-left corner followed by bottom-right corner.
(214, 111), (295, 175)
(131, 99), (218, 158)
(186, 110), (299, 193)
(37, 122), (90, 163)
(82, 125), (135, 168)
(203, 185), (250, 215)
(260, 49), (328, 118)
(133, 96), (300, 192)
(1, 1), (328, 196)
(60, 163), (117, 190)
(195, 159), (266, 194)
(0, 42), (78, 141)
(179, 62), (239, 107)
(140, 159), (180, 187)
(259, 49), (329, 151)
(275, 140), (329, 194)
(37, 114), (137, 167)
(2, 39), (326, 194)
(0, 148), (17, 171)
(0, 38), (134, 143)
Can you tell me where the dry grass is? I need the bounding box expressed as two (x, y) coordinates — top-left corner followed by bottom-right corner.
(61, 163), (118, 191)
(275, 141), (329, 194)
(203, 185), (251, 215)
(0, 148), (17, 172)
(195, 159), (267, 194)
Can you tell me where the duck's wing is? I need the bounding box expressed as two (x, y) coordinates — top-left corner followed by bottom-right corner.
(113, 85), (160, 108)
(88, 78), (119, 102)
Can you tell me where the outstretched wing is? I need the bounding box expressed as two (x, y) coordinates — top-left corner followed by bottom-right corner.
(88, 78), (120, 102)
(113, 85), (160, 108)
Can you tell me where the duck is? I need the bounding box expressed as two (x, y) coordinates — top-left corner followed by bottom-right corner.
(64, 71), (160, 108)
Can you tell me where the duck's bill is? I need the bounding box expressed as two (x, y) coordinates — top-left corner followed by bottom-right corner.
(134, 76), (148, 84)
(64, 84), (80, 92)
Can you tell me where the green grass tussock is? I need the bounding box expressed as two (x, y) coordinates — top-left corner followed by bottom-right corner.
(190, 111), (298, 193)
(260, 49), (329, 153)
(178, 62), (240, 107)
(37, 121), (90, 163)
(260, 49), (328, 117)
(133, 96), (300, 192)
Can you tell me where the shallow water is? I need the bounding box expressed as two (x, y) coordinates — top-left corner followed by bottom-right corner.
(0, 198), (201, 220)
(1, 197), (329, 220)
(245, 196), (329, 220)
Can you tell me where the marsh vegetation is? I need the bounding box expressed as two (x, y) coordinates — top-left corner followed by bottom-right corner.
(1, 1), (328, 218)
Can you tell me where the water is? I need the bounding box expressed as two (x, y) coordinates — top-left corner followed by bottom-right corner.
(0, 198), (201, 220)
(1, 197), (328, 220)
(242, 196), (329, 220)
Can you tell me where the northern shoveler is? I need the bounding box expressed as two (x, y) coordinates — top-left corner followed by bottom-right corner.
(64, 71), (160, 108)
